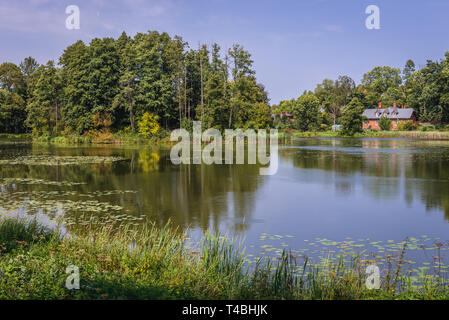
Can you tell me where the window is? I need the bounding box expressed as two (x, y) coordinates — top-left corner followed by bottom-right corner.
(375, 121), (378, 126)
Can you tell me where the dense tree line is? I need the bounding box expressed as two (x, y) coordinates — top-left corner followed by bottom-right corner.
(272, 51), (449, 133)
(0, 31), (271, 136)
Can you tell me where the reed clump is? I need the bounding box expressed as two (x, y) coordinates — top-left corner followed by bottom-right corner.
(0, 217), (448, 300)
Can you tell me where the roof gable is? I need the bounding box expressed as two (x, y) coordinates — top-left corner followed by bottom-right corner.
(362, 107), (415, 119)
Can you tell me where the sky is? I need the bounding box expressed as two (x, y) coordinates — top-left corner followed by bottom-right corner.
(0, 0), (448, 105)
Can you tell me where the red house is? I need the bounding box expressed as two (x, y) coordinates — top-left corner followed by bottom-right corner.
(362, 103), (417, 130)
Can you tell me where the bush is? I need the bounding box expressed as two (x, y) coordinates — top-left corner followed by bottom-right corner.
(85, 129), (115, 144)
(420, 125), (435, 132)
(404, 120), (417, 131)
(397, 120), (417, 131)
(137, 112), (160, 138)
(378, 116), (392, 131)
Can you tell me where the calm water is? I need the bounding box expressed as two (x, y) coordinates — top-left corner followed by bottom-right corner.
(1, 138), (449, 265)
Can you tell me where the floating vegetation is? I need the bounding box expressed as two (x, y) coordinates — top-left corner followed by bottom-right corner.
(253, 233), (449, 284)
(0, 178), (86, 187)
(0, 175), (141, 231)
(0, 155), (126, 166)
(0, 198), (122, 215)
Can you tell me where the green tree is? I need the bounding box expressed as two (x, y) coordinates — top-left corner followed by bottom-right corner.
(0, 62), (26, 133)
(292, 93), (320, 131)
(362, 66), (402, 107)
(113, 34), (139, 132)
(0, 90), (25, 133)
(227, 44), (256, 128)
(402, 59), (415, 83)
(20, 57), (39, 80)
(87, 37), (120, 130)
(0, 63), (24, 92)
(245, 102), (271, 129)
(59, 40), (91, 134)
(26, 61), (62, 136)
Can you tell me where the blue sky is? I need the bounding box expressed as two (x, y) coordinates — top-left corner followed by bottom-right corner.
(1, 0), (448, 104)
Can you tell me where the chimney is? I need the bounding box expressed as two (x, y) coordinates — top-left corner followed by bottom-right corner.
(378, 102), (382, 109)
(393, 103), (397, 108)
(402, 105), (405, 109)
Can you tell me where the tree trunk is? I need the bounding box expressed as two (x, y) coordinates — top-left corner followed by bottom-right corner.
(179, 85), (182, 128)
(228, 106), (233, 129)
(55, 102), (59, 134)
(129, 101), (135, 133)
(200, 52), (204, 122)
(184, 66), (187, 119)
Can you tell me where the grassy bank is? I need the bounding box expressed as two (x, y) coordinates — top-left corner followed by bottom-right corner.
(0, 217), (448, 300)
(0, 133), (32, 140)
(30, 133), (173, 147)
(288, 130), (449, 140)
(3, 130), (449, 146)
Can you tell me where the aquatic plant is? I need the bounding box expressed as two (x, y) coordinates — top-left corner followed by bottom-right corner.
(1, 217), (449, 300)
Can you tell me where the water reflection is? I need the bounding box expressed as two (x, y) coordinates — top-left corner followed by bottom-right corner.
(0, 142), (266, 233)
(1, 138), (449, 238)
(284, 138), (449, 220)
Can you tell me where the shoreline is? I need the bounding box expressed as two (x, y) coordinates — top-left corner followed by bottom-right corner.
(2, 130), (449, 146)
(285, 130), (449, 140)
(0, 216), (448, 300)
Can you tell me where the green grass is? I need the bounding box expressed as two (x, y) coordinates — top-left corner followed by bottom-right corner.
(290, 131), (340, 138)
(354, 130), (449, 139)
(0, 133), (31, 140)
(1, 217), (449, 300)
(33, 135), (93, 144)
(287, 130), (449, 140)
(29, 133), (173, 147)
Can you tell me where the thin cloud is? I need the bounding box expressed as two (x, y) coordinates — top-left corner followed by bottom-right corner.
(0, 2), (65, 34)
(323, 24), (343, 32)
(0, 0), (172, 35)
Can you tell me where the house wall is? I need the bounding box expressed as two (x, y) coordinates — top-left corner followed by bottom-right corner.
(363, 117), (417, 130)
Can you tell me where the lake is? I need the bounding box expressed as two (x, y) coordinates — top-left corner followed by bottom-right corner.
(1, 137), (449, 268)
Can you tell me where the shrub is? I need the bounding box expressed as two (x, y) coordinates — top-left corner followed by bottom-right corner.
(137, 112), (160, 138)
(397, 120), (416, 131)
(378, 116), (392, 131)
(85, 129), (115, 144)
(404, 120), (417, 131)
(420, 125), (435, 132)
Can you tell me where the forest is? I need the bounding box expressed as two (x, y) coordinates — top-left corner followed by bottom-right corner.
(0, 31), (271, 139)
(1, 29), (449, 138)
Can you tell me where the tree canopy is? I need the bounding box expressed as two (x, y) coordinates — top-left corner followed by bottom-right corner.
(0, 31), (271, 136)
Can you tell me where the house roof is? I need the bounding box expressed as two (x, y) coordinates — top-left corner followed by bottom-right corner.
(271, 112), (293, 117)
(363, 107), (415, 120)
